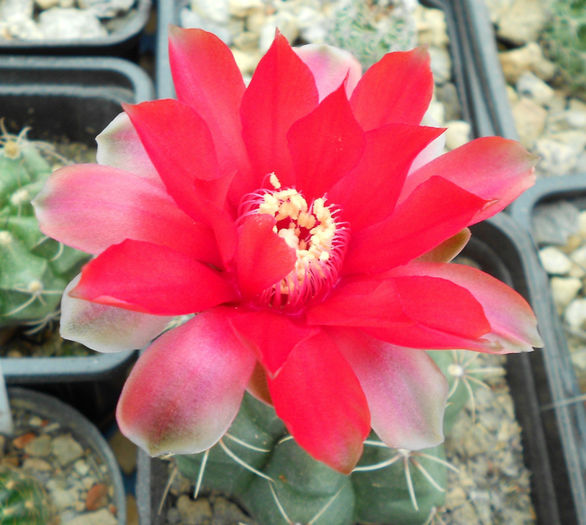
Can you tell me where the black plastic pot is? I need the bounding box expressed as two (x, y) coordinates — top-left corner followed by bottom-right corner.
(0, 0), (152, 57)
(6, 387), (126, 524)
(135, 212), (568, 525)
(0, 56), (153, 419)
(511, 175), (586, 525)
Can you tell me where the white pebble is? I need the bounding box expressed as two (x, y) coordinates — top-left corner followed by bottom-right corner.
(539, 246), (572, 275)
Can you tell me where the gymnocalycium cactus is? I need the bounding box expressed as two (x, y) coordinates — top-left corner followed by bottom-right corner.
(0, 123), (88, 329)
(541, 0), (586, 100)
(0, 465), (58, 525)
(327, 0), (418, 69)
(171, 350), (492, 525)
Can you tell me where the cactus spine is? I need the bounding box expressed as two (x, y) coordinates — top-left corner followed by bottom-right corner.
(0, 123), (88, 329)
(0, 465), (57, 525)
(171, 346), (491, 525)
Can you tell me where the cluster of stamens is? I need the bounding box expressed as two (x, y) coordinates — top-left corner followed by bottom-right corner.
(240, 174), (348, 312)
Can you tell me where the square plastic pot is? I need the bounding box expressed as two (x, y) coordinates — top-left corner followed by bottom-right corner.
(0, 0), (152, 57)
(0, 56), (154, 419)
(512, 175), (586, 525)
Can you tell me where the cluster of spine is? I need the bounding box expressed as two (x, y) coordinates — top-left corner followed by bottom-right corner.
(173, 350), (487, 525)
(0, 126), (88, 329)
(0, 465), (57, 524)
(541, 0), (586, 100)
(326, 0), (417, 69)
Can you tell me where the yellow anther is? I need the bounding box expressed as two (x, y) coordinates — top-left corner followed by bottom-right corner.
(0, 231), (12, 245)
(11, 189), (30, 206)
(269, 173), (281, 189)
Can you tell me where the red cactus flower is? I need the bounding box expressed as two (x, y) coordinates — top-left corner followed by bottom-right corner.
(33, 27), (541, 474)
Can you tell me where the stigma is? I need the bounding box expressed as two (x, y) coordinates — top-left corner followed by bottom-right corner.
(241, 174), (349, 311)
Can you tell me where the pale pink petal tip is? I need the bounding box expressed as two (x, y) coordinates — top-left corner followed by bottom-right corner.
(116, 309), (256, 456)
(95, 112), (160, 181)
(335, 330), (448, 451)
(60, 275), (172, 353)
(295, 43), (362, 100)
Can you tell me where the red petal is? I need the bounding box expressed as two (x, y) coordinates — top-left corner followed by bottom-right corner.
(33, 164), (220, 265)
(328, 124), (445, 231)
(72, 240), (237, 315)
(168, 27), (254, 198)
(332, 328), (448, 450)
(117, 309), (256, 456)
(268, 332), (370, 474)
(344, 176), (487, 274)
(229, 309), (317, 376)
(240, 31), (319, 187)
(350, 48), (433, 130)
(401, 137), (537, 224)
(236, 214), (296, 298)
(288, 84), (365, 199)
(307, 276), (492, 350)
(391, 262), (543, 352)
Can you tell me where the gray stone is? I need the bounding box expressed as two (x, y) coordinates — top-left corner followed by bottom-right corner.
(24, 434), (52, 456)
(497, 0), (547, 45)
(36, 0), (59, 9)
(445, 120), (471, 150)
(176, 495), (212, 525)
(499, 42), (556, 84)
(485, 0), (514, 23)
(38, 8), (107, 39)
(0, 0), (33, 21)
(65, 509), (118, 525)
(436, 83), (462, 121)
(228, 0), (263, 18)
(539, 246), (572, 274)
(533, 201), (580, 245)
(551, 276), (582, 310)
(428, 45), (451, 85)
(565, 298), (586, 330)
(414, 4), (449, 48)
(52, 434), (84, 465)
(535, 133), (584, 177)
(516, 71), (555, 106)
(0, 17), (43, 40)
(512, 97), (547, 148)
(78, 0), (135, 18)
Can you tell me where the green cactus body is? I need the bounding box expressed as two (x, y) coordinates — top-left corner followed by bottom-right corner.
(0, 465), (57, 525)
(326, 0), (417, 69)
(0, 128), (88, 328)
(542, 0), (586, 99)
(171, 349), (492, 524)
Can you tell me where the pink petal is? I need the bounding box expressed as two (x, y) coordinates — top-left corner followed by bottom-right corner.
(350, 48), (433, 130)
(117, 308), (256, 456)
(72, 240), (237, 315)
(236, 214), (296, 298)
(168, 27), (254, 199)
(307, 276), (493, 351)
(288, 84), (365, 199)
(328, 124), (445, 231)
(96, 112), (161, 183)
(344, 176), (487, 274)
(33, 164), (220, 266)
(332, 328), (448, 450)
(229, 309), (317, 376)
(268, 332), (370, 474)
(294, 43), (362, 100)
(240, 30), (319, 187)
(401, 137), (537, 224)
(60, 275), (172, 353)
(390, 262), (543, 352)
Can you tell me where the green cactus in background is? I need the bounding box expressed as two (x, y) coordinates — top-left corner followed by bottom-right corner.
(541, 0), (586, 100)
(326, 0), (417, 69)
(0, 465), (58, 525)
(0, 123), (88, 329)
(170, 349), (494, 525)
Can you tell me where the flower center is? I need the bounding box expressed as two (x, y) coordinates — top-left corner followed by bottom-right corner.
(241, 174), (349, 312)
